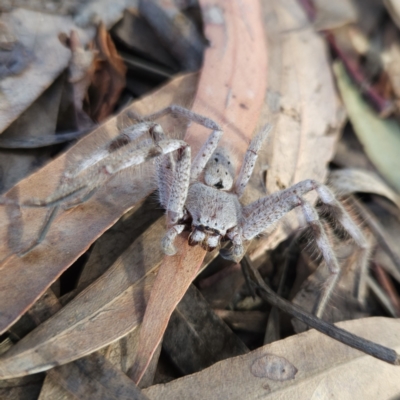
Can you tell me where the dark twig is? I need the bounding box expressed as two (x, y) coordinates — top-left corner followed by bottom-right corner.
(241, 255), (400, 366)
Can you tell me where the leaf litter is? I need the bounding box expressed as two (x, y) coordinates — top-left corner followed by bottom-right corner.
(0, 0), (400, 399)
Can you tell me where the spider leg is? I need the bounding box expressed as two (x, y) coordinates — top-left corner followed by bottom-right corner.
(63, 122), (155, 179)
(30, 138), (188, 208)
(190, 129), (223, 180)
(158, 141), (191, 254)
(234, 124), (271, 198)
(141, 105), (221, 132)
(143, 105), (224, 181)
(165, 142), (191, 225)
(162, 224), (186, 255)
(220, 226), (245, 262)
(142, 105), (223, 203)
(241, 179), (368, 317)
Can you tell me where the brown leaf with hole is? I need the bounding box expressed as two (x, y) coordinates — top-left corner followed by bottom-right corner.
(250, 354), (297, 380)
(0, 72), (199, 336)
(143, 318), (400, 400)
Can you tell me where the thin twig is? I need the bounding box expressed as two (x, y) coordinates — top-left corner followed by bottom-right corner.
(241, 255), (400, 365)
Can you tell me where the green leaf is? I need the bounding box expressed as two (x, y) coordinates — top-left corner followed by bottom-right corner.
(334, 61), (400, 192)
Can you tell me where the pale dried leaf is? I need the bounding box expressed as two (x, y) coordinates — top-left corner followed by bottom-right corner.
(0, 9), (91, 132)
(328, 168), (400, 206)
(252, 0), (343, 257)
(144, 318), (400, 400)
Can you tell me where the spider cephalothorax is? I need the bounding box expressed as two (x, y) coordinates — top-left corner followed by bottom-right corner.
(19, 105), (368, 318)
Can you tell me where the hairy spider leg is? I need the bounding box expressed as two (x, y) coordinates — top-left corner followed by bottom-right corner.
(138, 104), (222, 207)
(21, 135), (188, 255)
(141, 105), (221, 132)
(63, 122), (155, 179)
(240, 179), (368, 318)
(26, 133), (185, 209)
(159, 131), (227, 255)
(234, 124), (271, 198)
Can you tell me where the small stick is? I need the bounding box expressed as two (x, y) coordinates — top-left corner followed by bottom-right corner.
(373, 262), (400, 317)
(241, 255), (400, 366)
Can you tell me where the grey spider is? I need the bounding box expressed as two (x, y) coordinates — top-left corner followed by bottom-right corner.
(20, 105), (368, 317)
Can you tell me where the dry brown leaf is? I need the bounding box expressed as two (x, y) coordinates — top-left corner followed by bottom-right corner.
(0, 9), (90, 132)
(0, 72), (198, 335)
(76, 199), (164, 292)
(46, 353), (149, 400)
(127, 236), (207, 383)
(85, 23), (127, 122)
(162, 284), (248, 375)
(199, 263), (245, 309)
(128, 0), (268, 383)
(0, 375), (43, 400)
(0, 221), (165, 378)
(143, 317), (400, 400)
